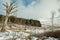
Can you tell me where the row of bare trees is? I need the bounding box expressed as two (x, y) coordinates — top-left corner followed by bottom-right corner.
(0, 15), (41, 27)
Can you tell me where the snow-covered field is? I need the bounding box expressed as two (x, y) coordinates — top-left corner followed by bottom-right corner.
(0, 24), (59, 40)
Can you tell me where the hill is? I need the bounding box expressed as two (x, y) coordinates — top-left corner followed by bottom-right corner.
(0, 14), (41, 27)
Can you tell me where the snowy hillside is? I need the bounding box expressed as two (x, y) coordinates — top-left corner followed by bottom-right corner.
(0, 24), (59, 40)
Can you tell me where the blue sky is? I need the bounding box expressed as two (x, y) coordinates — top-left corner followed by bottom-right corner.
(0, 0), (60, 21)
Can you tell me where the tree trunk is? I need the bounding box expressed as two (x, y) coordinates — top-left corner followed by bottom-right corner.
(4, 14), (9, 26)
(1, 15), (9, 32)
(1, 13), (9, 32)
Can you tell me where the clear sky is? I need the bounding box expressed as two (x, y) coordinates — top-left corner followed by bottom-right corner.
(0, 0), (60, 20)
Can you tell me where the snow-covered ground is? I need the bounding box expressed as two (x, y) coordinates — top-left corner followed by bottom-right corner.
(0, 24), (59, 40)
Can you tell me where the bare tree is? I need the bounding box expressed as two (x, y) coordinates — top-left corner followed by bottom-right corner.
(51, 11), (55, 31)
(0, 2), (17, 32)
(2, 2), (17, 26)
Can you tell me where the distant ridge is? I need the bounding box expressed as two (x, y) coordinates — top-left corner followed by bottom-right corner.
(0, 14), (41, 27)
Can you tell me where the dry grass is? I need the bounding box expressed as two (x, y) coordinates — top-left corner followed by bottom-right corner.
(43, 30), (60, 38)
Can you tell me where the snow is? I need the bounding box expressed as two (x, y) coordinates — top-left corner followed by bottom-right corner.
(31, 37), (38, 40)
(0, 24), (59, 40)
(44, 37), (59, 40)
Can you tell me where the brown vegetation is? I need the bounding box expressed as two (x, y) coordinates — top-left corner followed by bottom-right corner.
(0, 15), (41, 27)
(44, 30), (60, 38)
